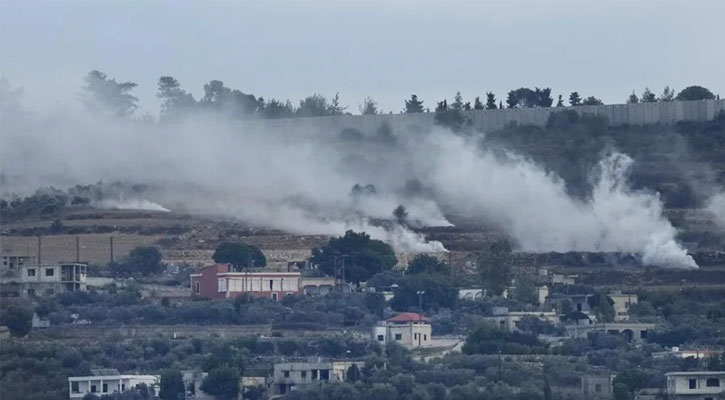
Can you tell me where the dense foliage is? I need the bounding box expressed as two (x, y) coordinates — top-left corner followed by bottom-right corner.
(311, 230), (397, 285)
(212, 242), (267, 270)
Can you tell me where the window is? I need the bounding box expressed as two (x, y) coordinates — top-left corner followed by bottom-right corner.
(45, 268), (54, 276)
(272, 293), (278, 301)
(414, 333), (418, 340)
(102, 383), (108, 393)
(284, 371), (290, 378)
(194, 282), (200, 294)
(269, 280), (274, 290)
(706, 378), (720, 387)
(71, 382), (79, 393)
(595, 384), (602, 393)
(217, 278), (226, 292)
(27, 269), (36, 277)
(395, 333), (402, 340)
(27, 289), (35, 295)
(424, 334), (427, 341)
(301, 371), (307, 378)
(689, 379), (697, 389)
(121, 384), (125, 391)
(320, 370), (330, 380)
(311, 370), (318, 379)
(640, 330), (647, 339)
(91, 385), (97, 393)
(377, 335), (384, 341)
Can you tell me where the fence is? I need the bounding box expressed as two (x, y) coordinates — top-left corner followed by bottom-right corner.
(240, 99), (725, 136)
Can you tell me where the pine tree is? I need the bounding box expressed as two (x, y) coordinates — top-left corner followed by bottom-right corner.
(628, 91), (639, 104)
(473, 96), (484, 110)
(569, 91), (582, 106)
(404, 94), (424, 113)
(486, 92), (497, 109)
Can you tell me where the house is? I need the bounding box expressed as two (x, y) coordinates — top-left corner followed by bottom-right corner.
(665, 371), (725, 399)
(607, 290), (638, 321)
(300, 276), (336, 296)
(483, 307), (559, 333)
(1, 248), (36, 271)
(581, 373), (615, 399)
(566, 322), (655, 343)
(1, 262), (87, 298)
(68, 369), (159, 399)
(190, 263), (301, 301)
(458, 288), (484, 300)
(652, 347), (723, 360)
(373, 312), (432, 349)
(272, 359), (363, 395)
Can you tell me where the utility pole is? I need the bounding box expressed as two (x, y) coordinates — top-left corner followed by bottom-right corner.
(37, 235), (41, 265)
(75, 236), (80, 262)
(109, 236), (114, 263)
(341, 254), (348, 290)
(416, 290), (425, 347)
(498, 350), (502, 382)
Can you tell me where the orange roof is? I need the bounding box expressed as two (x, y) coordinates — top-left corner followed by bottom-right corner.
(386, 312), (429, 323)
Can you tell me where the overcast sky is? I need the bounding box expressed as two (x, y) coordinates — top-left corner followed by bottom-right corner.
(1, 0), (723, 117)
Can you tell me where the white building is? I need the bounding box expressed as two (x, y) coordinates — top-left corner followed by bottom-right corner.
(272, 360), (363, 395)
(373, 312), (432, 349)
(1, 262), (87, 298)
(68, 369), (159, 399)
(607, 290), (638, 321)
(483, 307), (559, 333)
(665, 371), (725, 399)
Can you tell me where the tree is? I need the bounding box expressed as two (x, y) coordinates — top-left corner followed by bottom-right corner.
(297, 94), (330, 117)
(201, 80), (260, 118)
(213, 243), (266, 270)
(434, 97), (471, 133)
(660, 86), (675, 102)
(556, 95), (564, 107)
(511, 273), (537, 304)
(404, 94), (424, 113)
(0, 305), (32, 337)
(476, 241), (513, 297)
(157, 76), (196, 121)
(407, 254), (446, 275)
(360, 97), (378, 115)
(310, 230), (397, 285)
(568, 92), (581, 106)
(393, 205), (408, 225)
(346, 364), (361, 382)
(389, 273), (457, 311)
(473, 96), (484, 110)
(81, 70), (139, 118)
(328, 93), (346, 115)
(200, 366), (239, 400)
(676, 85), (716, 101)
(641, 87), (656, 103)
(262, 99), (295, 119)
(111, 246), (164, 277)
(581, 96), (604, 106)
(159, 369), (185, 400)
(627, 91), (639, 104)
(485, 92), (497, 110)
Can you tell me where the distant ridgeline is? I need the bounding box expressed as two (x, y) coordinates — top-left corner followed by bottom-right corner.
(240, 99), (725, 136)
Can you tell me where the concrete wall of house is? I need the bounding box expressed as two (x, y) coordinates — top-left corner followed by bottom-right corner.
(667, 374), (725, 396)
(240, 99), (725, 136)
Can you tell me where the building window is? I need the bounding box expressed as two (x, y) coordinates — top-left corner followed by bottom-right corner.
(395, 334), (402, 340)
(27, 269), (36, 277)
(311, 370), (318, 380)
(121, 384), (125, 391)
(194, 282), (200, 294)
(640, 330), (647, 339)
(27, 289), (35, 296)
(91, 385), (97, 393)
(320, 370), (330, 380)
(424, 334), (427, 341)
(102, 383), (108, 393)
(269, 280), (274, 290)
(706, 378), (720, 387)
(45, 268), (54, 276)
(377, 335), (384, 341)
(414, 333), (418, 340)
(71, 382), (79, 393)
(284, 371), (290, 378)
(301, 371), (307, 378)
(689, 379), (697, 389)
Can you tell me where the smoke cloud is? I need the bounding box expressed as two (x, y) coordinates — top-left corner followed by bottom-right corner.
(0, 102), (697, 267)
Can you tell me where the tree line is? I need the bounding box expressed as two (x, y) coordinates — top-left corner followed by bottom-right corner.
(76, 70), (718, 122)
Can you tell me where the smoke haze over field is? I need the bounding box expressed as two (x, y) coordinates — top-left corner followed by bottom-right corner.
(0, 96), (699, 267)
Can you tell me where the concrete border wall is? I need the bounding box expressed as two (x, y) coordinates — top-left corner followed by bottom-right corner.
(240, 99), (725, 136)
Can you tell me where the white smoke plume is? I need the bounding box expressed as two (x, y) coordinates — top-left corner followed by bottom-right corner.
(707, 192), (725, 229)
(0, 102), (696, 266)
(95, 198), (171, 213)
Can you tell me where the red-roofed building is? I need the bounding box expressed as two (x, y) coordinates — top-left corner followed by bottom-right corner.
(190, 263), (301, 301)
(373, 312), (432, 349)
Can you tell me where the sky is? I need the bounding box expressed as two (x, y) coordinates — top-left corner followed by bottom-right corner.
(1, 0), (724, 117)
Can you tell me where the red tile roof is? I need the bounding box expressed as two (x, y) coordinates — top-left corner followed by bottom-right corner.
(386, 312), (429, 323)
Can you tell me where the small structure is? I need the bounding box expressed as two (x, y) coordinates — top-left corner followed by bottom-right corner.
(300, 276), (336, 296)
(373, 312), (432, 349)
(653, 347), (723, 360)
(272, 359), (363, 395)
(537, 286), (549, 305)
(190, 263), (301, 301)
(665, 371), (725, 399)
(1, 262), (87, 298)
(581, 373), (615, 399)
(607, 290), (638, 321)
(458, 288), (484, 300)
(483, 307), (559, 333)
(32, 312), (50, 328)
(182, 370), (212, 400)
(68, 369), (159, 399)
(1, 248), (36, 271)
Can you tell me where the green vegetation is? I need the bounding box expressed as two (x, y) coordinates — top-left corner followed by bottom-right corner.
(477, 241), (513, 297)
(212, 242), (267, 270)
(110, 246), (164, 277)
(0, 305), (32, 337)
(311, 230), (397, 285)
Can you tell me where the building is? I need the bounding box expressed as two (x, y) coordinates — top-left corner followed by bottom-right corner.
(1, 248), (36, 271)
(581, 374), (615, 399)
(458, 288), (484, 300)
(1, 262), (87, 298)
(483, 307), (559, 333)
(272, 359), (363, 395)
(300, 276), (336, 296)
(190, 263), (301, 301)
(373, 312), (432, 349)
(607, 290), (638, 321)
(537, 286), (549, 305)
(665, 371), (725, 399)
(566, 322), (655, 343)
(652, 347), (723, 360)
(181, 370), (213, 400)
(68, 369), (159, 399)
